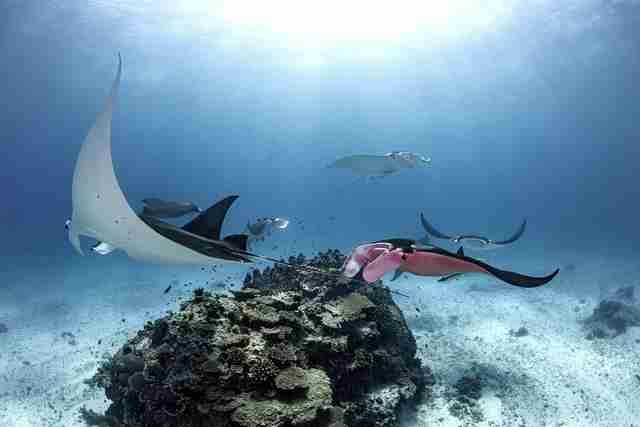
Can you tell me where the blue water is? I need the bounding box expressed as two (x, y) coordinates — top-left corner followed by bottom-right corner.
(1, 1), (640, 426)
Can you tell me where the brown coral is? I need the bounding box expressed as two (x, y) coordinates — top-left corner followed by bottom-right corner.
(84, 250), (432, 427)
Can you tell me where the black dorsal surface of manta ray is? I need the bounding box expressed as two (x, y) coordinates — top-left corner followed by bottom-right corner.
(420, 213), (527, 250)
(89, 197), (232, 255)
(141, 198), (201, 218)
(140, 195), (251, 263)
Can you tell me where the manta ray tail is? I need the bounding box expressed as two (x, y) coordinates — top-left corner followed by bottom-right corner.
(182, 196), (239, 240)
(420, 213), (453, 240)
(493, 219), (527, 245)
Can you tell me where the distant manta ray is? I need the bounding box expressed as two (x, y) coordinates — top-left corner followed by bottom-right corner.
(392, 214), (527, 282)
(420, 213), (527, 250)
(327, 152), (431, 178)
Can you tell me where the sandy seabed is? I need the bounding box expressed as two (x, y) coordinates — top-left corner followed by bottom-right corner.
(1, 249), (639, 427)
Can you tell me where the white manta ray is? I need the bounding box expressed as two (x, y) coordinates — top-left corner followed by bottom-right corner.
(327, 151), (431, 178)
(67, 55), (245, 265)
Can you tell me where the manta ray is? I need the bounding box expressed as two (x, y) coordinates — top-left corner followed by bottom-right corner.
(343, 240), (559, 288)
(420, 213), (527, 250)
(391, 214), (527, 282)
(141, 198), (201, 218)
(78, 195), (252, 260)
(245, 217), (290, 245)
(67, 55), (255, 265)
(328, 152), (431, 178)
(83, 198), (202, 255)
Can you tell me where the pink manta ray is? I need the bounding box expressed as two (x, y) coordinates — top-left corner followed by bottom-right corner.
(342, 239), (559, 288)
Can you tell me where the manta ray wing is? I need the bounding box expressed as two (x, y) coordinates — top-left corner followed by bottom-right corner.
(492, 219), (527, 245)
(419, 213), (453, 240)
(423, 247), (559, 288)
(329, 155), (397, 176)
(68, 55), (231, 265)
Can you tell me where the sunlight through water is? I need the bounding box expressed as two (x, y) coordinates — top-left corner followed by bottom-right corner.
(175, 0), (514, 45)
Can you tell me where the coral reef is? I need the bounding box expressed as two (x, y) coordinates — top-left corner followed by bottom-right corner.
(509, 326), (529, 338)
(85, 250), (433, 427)
(448, 373), (484, 423)
(583, 288), (640, 339)
(0, 322), (7, 334)
(609, 286), (635, 304)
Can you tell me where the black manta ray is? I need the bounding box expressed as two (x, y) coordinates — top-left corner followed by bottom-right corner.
(420, 213), (527, 250)
(140, 195), (252, 263)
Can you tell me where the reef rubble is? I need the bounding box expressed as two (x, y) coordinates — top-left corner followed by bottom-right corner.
(84, 250), (433, 427)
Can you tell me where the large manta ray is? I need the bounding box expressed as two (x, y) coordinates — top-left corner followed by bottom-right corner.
(67, 55), (255, 264)
(343, 240), (559, 288)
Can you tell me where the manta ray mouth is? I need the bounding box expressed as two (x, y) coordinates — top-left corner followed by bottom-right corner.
(453, 236), (490, 244)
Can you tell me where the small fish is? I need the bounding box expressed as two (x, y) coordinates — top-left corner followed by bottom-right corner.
(164, 285), (172, 294)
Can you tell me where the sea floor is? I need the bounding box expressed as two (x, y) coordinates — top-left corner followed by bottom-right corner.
(0, 248), (639, 427)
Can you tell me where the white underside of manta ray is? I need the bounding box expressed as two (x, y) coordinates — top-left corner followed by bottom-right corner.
(327, 152), (431, 178)
(67, 55), (236, 265)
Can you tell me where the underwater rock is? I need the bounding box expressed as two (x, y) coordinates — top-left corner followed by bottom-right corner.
(609, 286), (636, 304)
(61, 331), (78, 345)
(455, 373), (483, 401)
(86, 249), (432, 427)
(0, 323), (7, 334)
(509, 326), (529, 337)
(406, 312), (444, 333)
(448, 372), (484, 423)
(583, 300), (640, 338)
